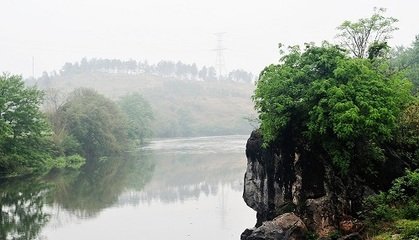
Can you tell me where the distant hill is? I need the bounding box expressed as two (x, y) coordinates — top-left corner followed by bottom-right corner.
(34, 59), (257, 138)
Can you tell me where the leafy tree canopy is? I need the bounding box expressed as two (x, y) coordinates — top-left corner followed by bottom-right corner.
(0, 74), (53, 174)
(118, 93), (154, 144)
(57, 88), (129, 160)
(253, 43), (413, 172)
(392, 35), (419, 93)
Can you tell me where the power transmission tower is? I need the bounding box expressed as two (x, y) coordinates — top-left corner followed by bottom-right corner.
(32, 56), (35, 79)
(213, 32), (226, 80)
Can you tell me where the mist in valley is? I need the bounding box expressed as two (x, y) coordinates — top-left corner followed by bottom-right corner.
(1, 1), (419, 240)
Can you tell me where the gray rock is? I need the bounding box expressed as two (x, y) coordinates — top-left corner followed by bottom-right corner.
(241, 213), (307, 240)
(242, 116), (414, 238)
(241, 130), (368, 237)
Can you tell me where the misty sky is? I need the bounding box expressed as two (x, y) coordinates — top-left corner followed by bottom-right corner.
(1, 0), (418, 78)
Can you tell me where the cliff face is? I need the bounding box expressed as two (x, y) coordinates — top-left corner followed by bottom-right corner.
(242, 130), (377, 239)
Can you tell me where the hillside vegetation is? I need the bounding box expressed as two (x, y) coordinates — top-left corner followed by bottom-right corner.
(37, 67), (256, 138)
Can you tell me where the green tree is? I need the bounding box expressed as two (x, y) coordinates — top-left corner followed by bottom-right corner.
(118, 93), (153, 144)
(393, 100), (419, 166)
(0, 74), (53, 174)
(392, 35), (419, 93)
(253, 43), (413, 172)
(364, 170), (419, 238)
(56, 88), (129, 160)
(336, 8), (398, 58)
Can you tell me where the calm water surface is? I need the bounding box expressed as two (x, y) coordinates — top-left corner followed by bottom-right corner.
(0, 135), (255, 240)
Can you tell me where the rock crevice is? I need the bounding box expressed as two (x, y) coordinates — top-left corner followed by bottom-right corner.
(242, 130), (373, 239)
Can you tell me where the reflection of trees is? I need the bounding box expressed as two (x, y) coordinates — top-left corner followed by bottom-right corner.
(0, 140), (247, 238)
(124, 151), (246, 204)
(0, 178), (51, 240)
(49, 151), (154, 218)
(0, 151), (154, 239)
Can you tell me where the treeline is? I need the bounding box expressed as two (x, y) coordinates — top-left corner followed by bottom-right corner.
(40, 58), (254, 83)
(0, 74), (153, 176)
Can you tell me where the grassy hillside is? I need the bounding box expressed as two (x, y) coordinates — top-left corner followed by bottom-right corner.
(38, 72), (256, 138)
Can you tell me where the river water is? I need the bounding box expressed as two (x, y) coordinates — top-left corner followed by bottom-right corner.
(0, 135), (255, 240)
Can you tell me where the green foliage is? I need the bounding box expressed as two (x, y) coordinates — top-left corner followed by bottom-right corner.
(118, 93), (153, 144)
(391, 100), (419, 166)
(0, 74), (54, 175)
(56, 88), (129, 159)
(40, 70), (255, 138)
(364, 170), (419, 238)
(49, 154), (86, 170)
(392, 35), (419, 93)
(46, 88), (155, 168)
(373, 220), (419, 240)
(364, 191), (398, 222)
(365, 170), (419, 220)
(254, 43), (347, 144)
(387, 169), (419, 206)
(253, 43), (413, 172)
(396, 220), (419, 239)
(321, 58), (410, 142)
(368, 42), (391, 60)
(372, 233), (393, 240)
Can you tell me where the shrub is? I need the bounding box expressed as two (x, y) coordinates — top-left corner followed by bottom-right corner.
(396, 219), (419, 239)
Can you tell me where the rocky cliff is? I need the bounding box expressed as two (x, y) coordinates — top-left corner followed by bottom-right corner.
(241, 130), (407, 239)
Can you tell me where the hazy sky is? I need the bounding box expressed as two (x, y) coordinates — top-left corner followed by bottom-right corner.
(1, 0), (418, 77)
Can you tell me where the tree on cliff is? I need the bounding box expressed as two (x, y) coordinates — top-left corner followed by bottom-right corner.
(244, 10), (418, 240)
(253, 42), (414, 173)
(336, 7), (398, 58)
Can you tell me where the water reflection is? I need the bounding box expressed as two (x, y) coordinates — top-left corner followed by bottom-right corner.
(0, 152), (154, 239)
(47, 152), (155, 217)
(0, 135), (254, 240)
(132, 151), (245, 204)
(0, 178), (51, 240)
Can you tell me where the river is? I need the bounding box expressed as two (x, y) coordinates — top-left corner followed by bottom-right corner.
(0, 135), (255, 240)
